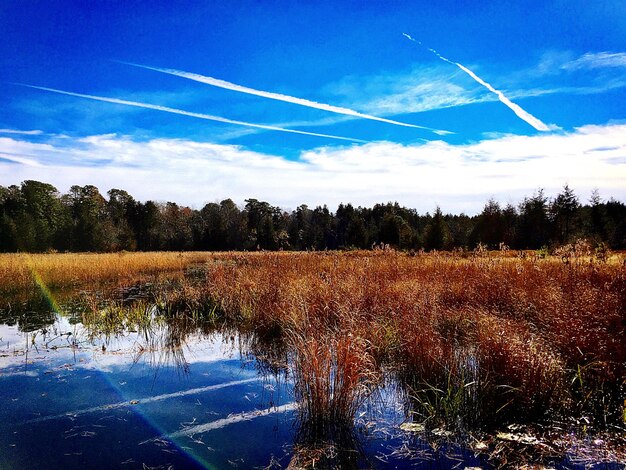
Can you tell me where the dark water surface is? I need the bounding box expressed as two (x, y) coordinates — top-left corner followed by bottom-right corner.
(0, 312), (298, 468)
(1, 290), (589, 469)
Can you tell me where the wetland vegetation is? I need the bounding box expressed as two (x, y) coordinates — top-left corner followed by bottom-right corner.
(1, 174), (625, 468)
(1, 249), (625, 468)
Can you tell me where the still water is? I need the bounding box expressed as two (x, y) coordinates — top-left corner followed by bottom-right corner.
(0, 292), (495, 469)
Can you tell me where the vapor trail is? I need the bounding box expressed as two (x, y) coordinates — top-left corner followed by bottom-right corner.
(16, 84), (367, 143)
(403, 34), (555, 132)
(402, 33), (419, 44)
(120, 61), (450, 135)
(0, 129), (43, 135)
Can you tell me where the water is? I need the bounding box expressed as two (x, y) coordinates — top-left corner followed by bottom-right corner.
(1, 290), (592, 469)
(0, 303), (297, 469)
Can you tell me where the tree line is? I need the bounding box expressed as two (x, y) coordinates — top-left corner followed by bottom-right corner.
(0, 180), (624, 253)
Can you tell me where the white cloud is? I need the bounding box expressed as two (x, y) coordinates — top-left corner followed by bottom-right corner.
(409, 42), (557, 132)
(0, 152), (44, 166)
(562, 52), (626, 71)
(329, 52), (626, 125)
(324, 64), (488, 119)
(0, 125), (624, 214)
(360, 79), (484, 124)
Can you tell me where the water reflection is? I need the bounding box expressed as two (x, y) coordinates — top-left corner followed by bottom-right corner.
(0, 290), (60, 331)
(0, 291), (298, 469)
(2, 289), (584, 469)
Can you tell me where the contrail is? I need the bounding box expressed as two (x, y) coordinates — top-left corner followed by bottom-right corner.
(165, 402), (297, 439)
(120, 61), (450, 135)
(403, 34), (556, 132)
(15, 84), (367, 143)
(0, 129), (43, 135)
(402, 33), (420, 44)
(22, 377), (259, 424)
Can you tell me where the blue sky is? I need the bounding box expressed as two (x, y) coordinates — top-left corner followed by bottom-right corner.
(1, 0), (625, 213)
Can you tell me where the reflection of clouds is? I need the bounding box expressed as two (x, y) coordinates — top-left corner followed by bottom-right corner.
(90, 334), (243, 373)
(0, 314), (247, 374)
(25, 377), (260, 424)
(166, 402), (297, 439)
(0, 317), (78, 371)
(0, 370), (38, 377)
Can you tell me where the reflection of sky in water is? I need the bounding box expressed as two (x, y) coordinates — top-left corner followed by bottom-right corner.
(0, 313), (297, 469)
(0, 285), (621, 468)
(0, 315), (243, 372)
(0, 308), (489, 469)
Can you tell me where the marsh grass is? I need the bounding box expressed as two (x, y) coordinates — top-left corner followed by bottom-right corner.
(190, 251), (625, 433)
(289, 330), (379, 443)
(2, 249), (625, 464)
(0, 251), (215, 292)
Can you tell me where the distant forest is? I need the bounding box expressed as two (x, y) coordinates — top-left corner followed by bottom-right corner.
(0, 180), (624, 253)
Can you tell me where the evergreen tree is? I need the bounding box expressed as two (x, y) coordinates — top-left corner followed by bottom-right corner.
(517, 189), (550, 248)
(550, 184), (580, 243)
(587, 189), (606, 242)
(470, 198), (504, 248)
(424, 207), (449, 251)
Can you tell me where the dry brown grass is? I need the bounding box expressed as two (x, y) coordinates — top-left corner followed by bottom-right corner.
(0, 251), (214, 291)
(190, 251), (625, 431)
(2, 250), (624, 437)
(289, 330), (378, 442)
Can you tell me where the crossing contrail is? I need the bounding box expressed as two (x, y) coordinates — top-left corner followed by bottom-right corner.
(15, 84), (368, 143)
(120, 61), (451, 135)
(403, 34), (556, 132)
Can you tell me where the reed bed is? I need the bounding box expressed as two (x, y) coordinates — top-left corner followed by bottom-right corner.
(187, 251), (625, 433)
(2, 249), (625, 459)
(289, 330), (379, 442)
(0, 251), (215, 291)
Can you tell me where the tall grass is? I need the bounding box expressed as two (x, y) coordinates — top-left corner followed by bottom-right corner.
(289, 330), (378, 442)
(0, 251), (215, 292)
(190, 251), (625, 431)
(2, 250), (624, 439)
